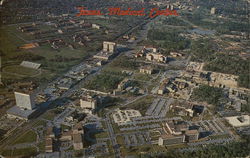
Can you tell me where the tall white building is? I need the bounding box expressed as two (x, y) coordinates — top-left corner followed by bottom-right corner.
(14, 92), (35, 110)
(103, 41), (117, 53)
(211, 7), (216, 14)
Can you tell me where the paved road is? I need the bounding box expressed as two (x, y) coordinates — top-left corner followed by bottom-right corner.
(105, 113), (121, 158)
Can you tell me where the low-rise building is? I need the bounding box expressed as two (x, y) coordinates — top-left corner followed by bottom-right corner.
(92, 24), (101, 29)
(169, 103), (204, 117)
(164, 120), (188, 135)
(186, 62), (204, 72)
(60, 131), (72, 141)
(135, 46), (168, 64)
(59, 123), (84, 150)
(157, 79), (170, 95)
(117, 78), (131, 91)
(140, 66), (154, 74)
(209, 72), (238, 88)
(159, 120), (199, 146)
(46, 127), (55, 138)
(72, 123), (84, 150)
(158, 85), (167, 95)
(146, 53), (168, 63)
(45, 127), (55, 153)
(45, 138), (53, 153)
(158, 134), (184, 145)
(73, 133), (83, 150)
(170, 104), (193, 117)
(80, 95), (97, 110)
(19, 43), (39, 49)
(170, 52), (183, 57)
(113, 109), (141, 125)
(225, 115), (250, 127)
(185, 130), (199, 142)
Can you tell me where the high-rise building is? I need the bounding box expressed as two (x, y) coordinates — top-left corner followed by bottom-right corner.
(103, 41), (117, 53)
(211, 7), (216, 14)
(93, 41), (117, 60)
(14, 92), (35, 110)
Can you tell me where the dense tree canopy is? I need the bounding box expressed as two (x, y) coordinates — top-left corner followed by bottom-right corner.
(142, 135), (250, 158)
(191, 85), (225, 106)
(147, 29), (190, 52)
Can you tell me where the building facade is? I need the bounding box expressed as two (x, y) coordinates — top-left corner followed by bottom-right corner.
(14, 92), (35, 110)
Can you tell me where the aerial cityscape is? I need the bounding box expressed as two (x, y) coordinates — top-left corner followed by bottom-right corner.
(0, 0), (249, 158)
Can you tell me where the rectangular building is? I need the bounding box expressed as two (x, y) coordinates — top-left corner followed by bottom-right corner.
(45, 138), (53, 153)
(185, 130), (199, 142)
(73, 133), (83, 150)
(14, 92), (35, 110)
(158, 134), (185, 146)
(80, 96), (97, 109)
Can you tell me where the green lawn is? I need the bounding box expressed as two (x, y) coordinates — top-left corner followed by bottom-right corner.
(121, 95), (154, 115)
(133, 73), (152, 82)
(61, 124), (71, 132)
(209, 134), (231, 140)
(38, 141), (45, 152)
(0, 25), (97, 84)
(42, 110), (56, 121)
(1, 147), (37, 157)
(3, 65), (40, 76)
(34, 120), (47, 127)
(95, 131), (109, 139)
(13, 130), (37, 144)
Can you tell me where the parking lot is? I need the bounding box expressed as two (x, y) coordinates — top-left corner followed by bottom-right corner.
(188, 119), (228, 137)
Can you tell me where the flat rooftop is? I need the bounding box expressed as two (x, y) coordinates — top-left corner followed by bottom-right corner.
(225, 115), (250, 127)
(73, 133), (83, 143)
(7, 105), (37, 119)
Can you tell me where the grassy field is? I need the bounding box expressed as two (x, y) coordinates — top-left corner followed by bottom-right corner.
(121, 95), (154, 115)
(3, 65), (40, 76)
(95, 131), (109, 139)
(209, 134), (231, 140)
(33, 120), (47, 127)
(38, 141), (45, 153)
(0, 24), (100, 84)
(13, 130), (37, 144)
(41, 110), (57, 121)
(1, 147), (37, 157)
(120, 144), (167, 156)
(133, 73), (153, 81)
